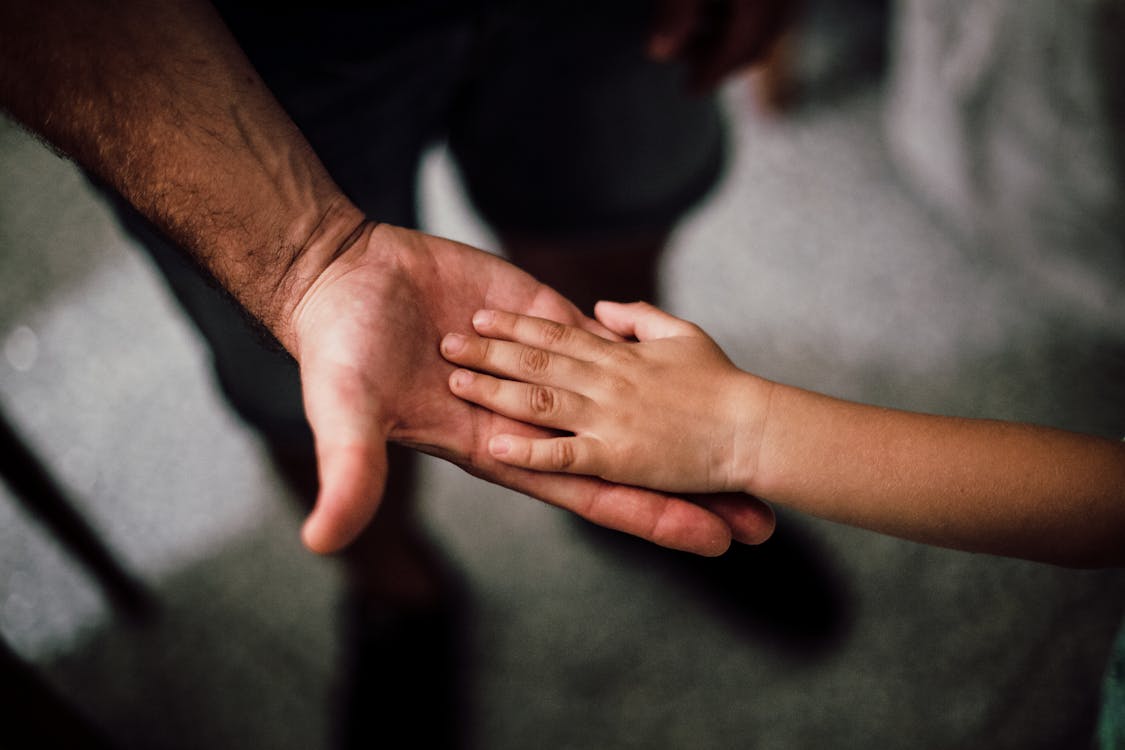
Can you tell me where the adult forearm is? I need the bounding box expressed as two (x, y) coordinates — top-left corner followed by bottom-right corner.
(0, 0), (363, 350)
(749, 383), (1125, 567)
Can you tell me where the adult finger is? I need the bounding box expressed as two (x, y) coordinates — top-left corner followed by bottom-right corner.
(467, 453), (735, 557)
(692, 492), (776, 545)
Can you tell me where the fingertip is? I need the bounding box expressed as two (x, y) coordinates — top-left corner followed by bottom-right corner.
(472, 309), (495, 330)
(300, 441), (387, 556)
(647, 495), (735, 557)
(488, 434), (512, 457)
(698, 529), (733, 557)
(592, 300), (613, 322)
(666, 517), (731, 557)
(732, 502), (777, 546)
(691, 493), (776, 547)
(300, 507), (348, 555)
(440, 332), (467, 357)
(299, 487), (377, 556)
(448, 368), (473, 391)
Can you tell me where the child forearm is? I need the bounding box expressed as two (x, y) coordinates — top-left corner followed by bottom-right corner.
(438, 302), (1125, 565)
(745, 381), (1125, 567)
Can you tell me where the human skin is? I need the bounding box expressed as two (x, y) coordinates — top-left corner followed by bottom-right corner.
(441, 301), (1125, 568)
(0, 0), (776, 556)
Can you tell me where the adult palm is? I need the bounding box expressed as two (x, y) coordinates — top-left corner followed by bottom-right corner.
(291, 224), (775, 555)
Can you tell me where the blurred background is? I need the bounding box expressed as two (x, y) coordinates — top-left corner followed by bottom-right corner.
(2, 0), (1124, 748)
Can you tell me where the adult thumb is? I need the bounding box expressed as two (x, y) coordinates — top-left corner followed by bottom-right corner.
(296, 351), (392, 554)
(301, 437), (389, 554)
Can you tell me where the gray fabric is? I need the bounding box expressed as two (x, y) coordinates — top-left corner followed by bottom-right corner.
(885, 0), (1125, 323)
(887, 7), (1125, 745)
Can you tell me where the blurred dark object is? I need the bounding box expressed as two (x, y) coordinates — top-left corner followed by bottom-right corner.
(267, 441), (476, 750)
(0, 402), (157, 749)
(747, 0), (892, 114)
(582, 513), (852, 659)
(0, 636), (115, 749)
(336, 585), (475, 750)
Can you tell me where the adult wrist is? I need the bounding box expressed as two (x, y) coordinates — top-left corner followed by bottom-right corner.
(261, 197), (372, 355)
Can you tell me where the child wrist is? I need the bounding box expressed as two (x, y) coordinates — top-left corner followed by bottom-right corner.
(726, 372), (775, 495)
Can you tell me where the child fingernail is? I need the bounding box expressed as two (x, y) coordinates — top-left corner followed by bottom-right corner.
(490, 436), (510, 456)
(442, 333), (466, 355)
(450, 369), (473, 388)
(472, 310), (494, 328)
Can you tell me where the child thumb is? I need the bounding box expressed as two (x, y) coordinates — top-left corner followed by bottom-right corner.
(594, 300), (699, 341)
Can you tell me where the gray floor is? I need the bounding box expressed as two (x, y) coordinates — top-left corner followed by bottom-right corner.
(3, 14), (1125, 750)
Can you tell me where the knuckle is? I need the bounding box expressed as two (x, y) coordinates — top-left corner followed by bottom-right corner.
(538, 320), (570, 347)
(607, 345), (637, 367)
(519, 346), (551, 376)
(483, 373), (505, 399)
(478, 337), (495, 364)
(527, 385), (557, 416)
(602, 372), (631, 396)
(551, 440), (577, 470)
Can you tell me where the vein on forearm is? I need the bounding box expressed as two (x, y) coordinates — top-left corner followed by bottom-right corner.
(0, 0), (359, 343)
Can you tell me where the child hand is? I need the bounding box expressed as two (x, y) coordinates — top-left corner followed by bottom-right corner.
(440, 301), (773, 494)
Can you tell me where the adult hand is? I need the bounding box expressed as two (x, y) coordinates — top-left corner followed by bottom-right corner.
(0, 0), (772, 558)
(648, 0), (792, 92)
(290, 224), (776, 556)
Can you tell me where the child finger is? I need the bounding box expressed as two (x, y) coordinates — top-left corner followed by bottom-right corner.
(472, 309), (612, 360)
(442, 332), (588, 387)
(487, 433), (603, 476)
(448, 368), (589, 430)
